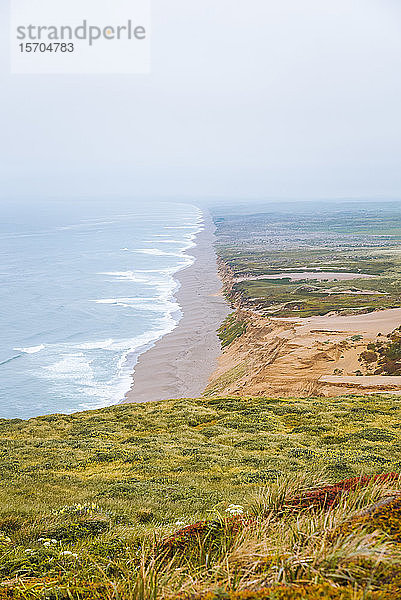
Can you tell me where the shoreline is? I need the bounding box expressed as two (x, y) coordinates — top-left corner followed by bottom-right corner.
(123, 211), (230, 404)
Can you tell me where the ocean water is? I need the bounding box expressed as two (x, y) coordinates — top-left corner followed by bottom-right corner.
(0, 199), (203, 419)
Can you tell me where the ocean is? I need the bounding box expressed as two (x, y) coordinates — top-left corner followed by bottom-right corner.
(0, 199), (203, 419)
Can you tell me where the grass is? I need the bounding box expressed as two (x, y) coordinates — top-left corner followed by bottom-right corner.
(1, 396), (401, 597)
(203, 364), (248, 397)
(232, 280), (397, 318)
(218, 314), (249, 348)
(2, 395), (401, 515)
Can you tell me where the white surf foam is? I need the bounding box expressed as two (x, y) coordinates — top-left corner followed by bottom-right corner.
(93, 297), (180, 312)
(98, 271), (142, 282)
(81, 215), (203, 408)
(143, 239), (187, 245)
(15, 344), (46, 354)
(134, 248), (184, 257)
(43, 353), (94, 383)
(74, 339), (116, 351)
(35, 208), (201, 412)
(98, 270), (173, 284)
(39, 310), (179, 412)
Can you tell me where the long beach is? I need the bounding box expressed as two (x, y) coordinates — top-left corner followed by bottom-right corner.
(123, 211), (230, 404)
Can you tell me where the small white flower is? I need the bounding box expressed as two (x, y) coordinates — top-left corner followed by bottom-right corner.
(225, 504), (244, 516)
(174, 520), (186, 528)
(38, 537), (58, 547)
(61, 550), (78, 558)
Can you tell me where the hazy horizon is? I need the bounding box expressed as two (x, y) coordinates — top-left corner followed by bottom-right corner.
(1, 0), (401, 202)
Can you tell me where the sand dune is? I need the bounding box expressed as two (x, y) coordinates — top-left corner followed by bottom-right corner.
(283, 307), (401, 336)
(207, 308), (401, 398)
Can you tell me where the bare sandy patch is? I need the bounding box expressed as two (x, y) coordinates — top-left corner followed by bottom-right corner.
(315, 289), (385, 295)
(282, 308), (401, 336)
(236, 271), (376, 282)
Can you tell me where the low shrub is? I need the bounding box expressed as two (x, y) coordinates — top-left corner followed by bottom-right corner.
(285, 473), (400, 511)
(41, 517), (110, 542)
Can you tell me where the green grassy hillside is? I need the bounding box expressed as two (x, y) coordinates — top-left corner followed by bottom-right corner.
(1, 396), (401, 598)
(2, 395), (401, 518)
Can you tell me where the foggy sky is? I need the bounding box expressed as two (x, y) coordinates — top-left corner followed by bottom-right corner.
(1, 0), (401, 201)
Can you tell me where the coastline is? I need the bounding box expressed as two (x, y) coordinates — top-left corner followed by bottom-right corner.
(123, 211), (230, 404)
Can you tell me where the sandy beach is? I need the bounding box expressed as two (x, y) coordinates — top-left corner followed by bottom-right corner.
(123, 211), (230, 404)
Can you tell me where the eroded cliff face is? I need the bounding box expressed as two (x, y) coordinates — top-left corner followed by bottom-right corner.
(206, 311), (401, 398)
(216, 258), (238, 306)
(216, 257), (234, 290)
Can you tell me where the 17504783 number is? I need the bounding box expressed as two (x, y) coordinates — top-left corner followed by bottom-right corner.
(19, 43), (74, 53)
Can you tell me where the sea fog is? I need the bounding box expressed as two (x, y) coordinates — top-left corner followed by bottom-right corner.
(0, 199), (202, 419)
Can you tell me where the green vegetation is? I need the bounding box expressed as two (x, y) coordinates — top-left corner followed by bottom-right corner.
(203, 363), (248, 397)
(218, 314), (248, 348)
(212, 203), (401, 316)
(359, 327), (401, 375)
(1, 396), (401, 597)
(232, 277), (400, 318)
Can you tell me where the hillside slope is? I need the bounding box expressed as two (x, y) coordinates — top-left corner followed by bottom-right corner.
(1, 396), (401, 598)
(2, 395), (401, 516)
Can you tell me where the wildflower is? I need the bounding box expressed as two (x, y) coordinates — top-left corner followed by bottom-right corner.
(225, 504), (244, 516)
(174, 520), (186, 528)
(61, 550), (78, 558)
(54, 502), (100, 516)
(38, 537), (58, 546)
